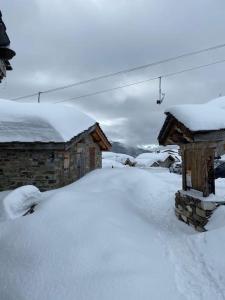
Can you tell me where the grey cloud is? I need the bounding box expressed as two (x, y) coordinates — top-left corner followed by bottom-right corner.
(1, 0), (225, 145)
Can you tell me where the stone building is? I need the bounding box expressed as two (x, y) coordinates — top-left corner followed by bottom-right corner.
(0, 100), (111, 191)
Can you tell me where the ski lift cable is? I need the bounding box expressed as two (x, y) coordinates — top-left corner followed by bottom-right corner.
(10, 42), (225, 101)
(54, 58), (225, 104)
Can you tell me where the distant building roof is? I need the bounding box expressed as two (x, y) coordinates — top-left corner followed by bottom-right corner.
(135, 152), (173, 167)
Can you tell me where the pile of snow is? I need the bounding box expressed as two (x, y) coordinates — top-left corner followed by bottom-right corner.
(207, 178), (225, 230)
(135, 152), (169, 167)
(102, 158), (125, 168)
(219, 154), (225, 161)
(102, 151), (135, 165)
(1, 169), (225, 299)
(166, 95), (225, 132)
(1, 168), (225, 299)
(3, 185), (42, 220)
(206, 205), (225, 230)
(0, 99), (95, 142)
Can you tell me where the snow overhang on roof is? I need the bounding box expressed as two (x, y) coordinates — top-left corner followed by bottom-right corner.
(0, 99), (111, 150)
(158, 96), (225, 146)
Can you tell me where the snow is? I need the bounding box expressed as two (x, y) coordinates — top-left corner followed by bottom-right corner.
(102, 151), (135, 164)
(102, 158), (125, 168)
(206, 178), (225, 229)
(219, 154), (225, 161)
(1, 168), (225, 299)
(180, 189), (225, 202)
(102, 151), (174, 169)
(0, 99), (95, 142)
(166, 95), (225, 132)
(135, 152), (169, 167)
(208, 96), (225, 109)
(161, 148), (181, 162)
(2, 185), (42, 220)
(102, 152), (135, 168)
(206, 205), (225, 230)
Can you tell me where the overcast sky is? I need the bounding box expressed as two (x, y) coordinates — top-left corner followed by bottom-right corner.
(1, 0), (225, 146)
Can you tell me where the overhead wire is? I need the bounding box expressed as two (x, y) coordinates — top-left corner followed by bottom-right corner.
(10, 42), (225, 101)
(54, 58), (225, 103)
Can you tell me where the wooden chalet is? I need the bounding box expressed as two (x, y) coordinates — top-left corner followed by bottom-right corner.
(158, 111), (220, 196)
(157, 100), (225, 230)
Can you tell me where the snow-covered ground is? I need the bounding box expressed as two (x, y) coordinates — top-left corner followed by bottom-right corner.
(135, 152), (173, 167)
(1, 167), (225, 300)
(103, 151), (135, 163)
(102, 151), (136, 168)
(102, 158), (125, 168)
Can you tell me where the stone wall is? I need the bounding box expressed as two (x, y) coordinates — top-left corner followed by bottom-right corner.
(0, 134), (102, 191)
(175, 190), (221, 232)
(0, 148), (63, 191)
(63, 135), (102, 186)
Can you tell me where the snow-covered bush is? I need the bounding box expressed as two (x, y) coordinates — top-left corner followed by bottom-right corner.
(3, 185), (42, 219)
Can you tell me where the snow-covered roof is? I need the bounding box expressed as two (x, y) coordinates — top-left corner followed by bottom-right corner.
(0, 99), (96, 143)
(135, 152), (172, 167)
(136, 152), (169, 161)
(166, 96), (225, 132)
(102, 152), (135, 164)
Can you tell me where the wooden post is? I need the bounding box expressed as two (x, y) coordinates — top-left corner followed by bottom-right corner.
(181, 146), (187, 190)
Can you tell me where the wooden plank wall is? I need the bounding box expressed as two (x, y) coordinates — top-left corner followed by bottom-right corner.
(182, 144), (215, 196)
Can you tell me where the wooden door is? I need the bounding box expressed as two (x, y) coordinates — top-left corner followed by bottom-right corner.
(89, 147), (96, 170)
(183, 147), (215, 196)
(76, 152), (85, 179)
(205, 150), (215, 196)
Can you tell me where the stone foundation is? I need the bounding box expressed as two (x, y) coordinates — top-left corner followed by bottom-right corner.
(175, 190), (221, 232)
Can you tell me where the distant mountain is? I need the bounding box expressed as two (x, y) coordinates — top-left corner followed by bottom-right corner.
(110, 141), (151, 157)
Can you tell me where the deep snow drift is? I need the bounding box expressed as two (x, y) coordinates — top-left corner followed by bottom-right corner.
(102, 151), (135, 164)
(1, 168), (225, 300)
(102, 158), (125, 168)
(102, 151), (135, 168)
